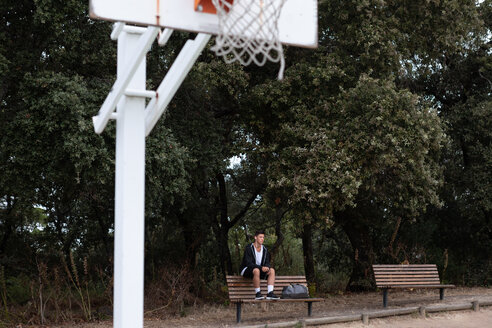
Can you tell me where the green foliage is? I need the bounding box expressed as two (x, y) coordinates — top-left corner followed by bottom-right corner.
(4, 274), (31, 305)
(0, 0), (491, 323)
(263, 75), (444, 218)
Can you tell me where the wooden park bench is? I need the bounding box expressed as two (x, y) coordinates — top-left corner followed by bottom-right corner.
(226, 275), (324, 323)
(373, 264), (455, 307)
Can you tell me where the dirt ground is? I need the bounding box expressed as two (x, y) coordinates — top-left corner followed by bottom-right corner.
(322, 308), (492, 328)
(45, 287), (492, 327)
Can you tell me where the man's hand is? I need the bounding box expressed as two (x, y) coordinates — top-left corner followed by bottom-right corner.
(261, 266), (270, 273)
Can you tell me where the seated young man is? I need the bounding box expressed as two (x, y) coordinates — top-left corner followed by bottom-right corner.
(239, 230), (280, 299)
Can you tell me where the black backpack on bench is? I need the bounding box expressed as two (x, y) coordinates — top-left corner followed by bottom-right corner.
(281, 284), (309, 299)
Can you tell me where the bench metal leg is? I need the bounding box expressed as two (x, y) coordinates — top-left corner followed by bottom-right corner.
(439, 288), (444, 300)
(307, 302), (313, 316)
(236, 302), (242, 323)
(383, 289), (388, 308)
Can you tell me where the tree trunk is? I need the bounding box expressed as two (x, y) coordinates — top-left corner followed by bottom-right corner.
(0, 218), (12, 255)
(214, 173), (265, 275)
(178, 212), (203, 271)
(0, 196), (14, 255)
(335, 210), (375, 291)
(218, 226), (233, 275)
(216, 173), (234, 275)
(95, 206), (111, 258)
(301, 222), (316, 284)
(269, 204), (288, 261)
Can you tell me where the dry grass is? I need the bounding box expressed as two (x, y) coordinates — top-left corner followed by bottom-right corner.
(40, 287), (492, 328)
(144, 265), (198, 317)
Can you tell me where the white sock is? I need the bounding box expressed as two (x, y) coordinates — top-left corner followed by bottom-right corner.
(255, 287), (261, 293)
(268, 285), (274, 293)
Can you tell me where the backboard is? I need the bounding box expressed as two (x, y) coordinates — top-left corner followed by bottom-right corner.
(89, 0), (318, 48)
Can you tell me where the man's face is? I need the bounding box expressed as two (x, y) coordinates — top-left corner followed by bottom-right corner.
(255, 234), (265, 245)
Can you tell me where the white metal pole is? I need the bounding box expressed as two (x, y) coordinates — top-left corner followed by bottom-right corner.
(114, 29), (146, 328)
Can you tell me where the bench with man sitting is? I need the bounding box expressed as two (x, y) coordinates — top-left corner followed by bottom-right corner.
(231, 230), (323, 323)
(226, 275), (323, 323)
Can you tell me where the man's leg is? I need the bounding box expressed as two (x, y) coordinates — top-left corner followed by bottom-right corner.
(267, 268), (275, 286)
(252, 268), (263, 299)
(253, 268), (261, 289)
(266, 268), (280, 299)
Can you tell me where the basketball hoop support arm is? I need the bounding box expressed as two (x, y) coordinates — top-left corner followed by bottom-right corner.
(145, 33), (211, 136)
(92, 25), (159, 134)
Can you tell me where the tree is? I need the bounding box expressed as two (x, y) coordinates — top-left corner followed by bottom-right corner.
(402, 0), (492, 284)
(243, 0), (483, 289)
(0, 0), (117, 271)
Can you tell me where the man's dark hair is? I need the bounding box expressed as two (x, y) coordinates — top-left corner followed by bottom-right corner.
(255, 230), (265, 236)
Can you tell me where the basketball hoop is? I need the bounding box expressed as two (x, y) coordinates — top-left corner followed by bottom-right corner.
(89, 1), (316, 326)
(211, 0), (287, 80)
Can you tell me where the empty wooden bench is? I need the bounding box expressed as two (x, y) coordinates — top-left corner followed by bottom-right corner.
(373, 264), (455, 307)
(226, 275), (323, 323)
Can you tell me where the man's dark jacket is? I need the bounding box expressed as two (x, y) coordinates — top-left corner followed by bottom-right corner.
(240, 243), (271, 271)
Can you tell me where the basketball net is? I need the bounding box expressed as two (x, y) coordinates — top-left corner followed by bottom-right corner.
(211, 0), (287, 80)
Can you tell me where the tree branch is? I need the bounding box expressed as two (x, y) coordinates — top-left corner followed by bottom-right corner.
(228, 182), (266, 229)
(479, 70), (492, 91)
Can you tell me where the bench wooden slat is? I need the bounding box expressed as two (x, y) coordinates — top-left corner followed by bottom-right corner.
(230, 290), (286, 294)
(229, 288), (303, 296)
(376, 276), (439, 281)
(379, 284), (456, 288)
(228, 286), (288, 288)
(377, 282), (441, 286)
(228, 282), (308, 284)
(229, 296), (324, 301)
(227, 277), (308, 279)
(229, 289), (287, 294)
(374, 269), (438, 272)
(227, 278), (307, 280)
(237, 298), (324, 303)
(374, 270), (438, 272)
(376, 280), (439, 282)
(376, 276), (438, 278)
(375, 272), (439, 274)
(375, 273), (440, 276)
(373, 264), (437, 267)
(376, 282), (441, 285)
(373, 268), (438, 271)
(227, 275), (307, 279)
(229, 288), (303, 292)
(227, 282), (308, 284)
(228, 286), (300, 290)
(228, 282), (307, 284)
(374, 269), (439, 274)
(374, 268), (439, 270)
(227, 282), (307, 286)
(377, 278), (440, 281)
(374, 268), (438, 270)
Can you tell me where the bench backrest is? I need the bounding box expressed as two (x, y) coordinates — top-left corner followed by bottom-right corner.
(226, 275), (308, 301)
(372, 264), (441, 288)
